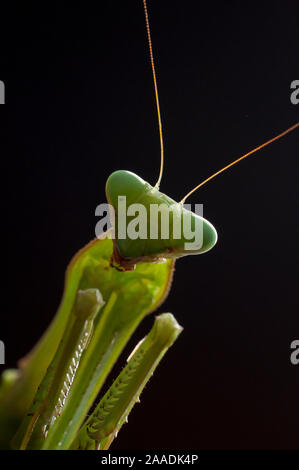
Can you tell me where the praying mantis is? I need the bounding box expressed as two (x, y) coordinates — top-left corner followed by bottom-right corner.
(0, 0), (298, 450)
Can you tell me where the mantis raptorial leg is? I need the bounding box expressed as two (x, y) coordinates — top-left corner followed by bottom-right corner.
(68, 314), (182, 450)
(14, 289), (104, 449)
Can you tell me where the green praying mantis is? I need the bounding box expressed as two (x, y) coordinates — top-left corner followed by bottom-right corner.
(0, 0), (298, 450)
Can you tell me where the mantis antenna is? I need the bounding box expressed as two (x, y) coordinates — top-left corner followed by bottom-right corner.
(180, 122), (299, 203)
(143, 0), (164, 189)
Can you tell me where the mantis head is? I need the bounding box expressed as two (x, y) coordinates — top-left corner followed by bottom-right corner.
(105, 170), (218, 271)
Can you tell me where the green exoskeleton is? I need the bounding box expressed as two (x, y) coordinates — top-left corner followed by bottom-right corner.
(0, 0), (298, 450)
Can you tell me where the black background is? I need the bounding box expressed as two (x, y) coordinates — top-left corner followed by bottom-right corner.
(1, 0), (299, 450)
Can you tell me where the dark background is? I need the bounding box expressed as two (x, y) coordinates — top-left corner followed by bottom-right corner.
(1, 0), (299, 449)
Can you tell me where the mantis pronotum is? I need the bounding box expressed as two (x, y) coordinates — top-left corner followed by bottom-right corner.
(0, 0), (298, 450)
